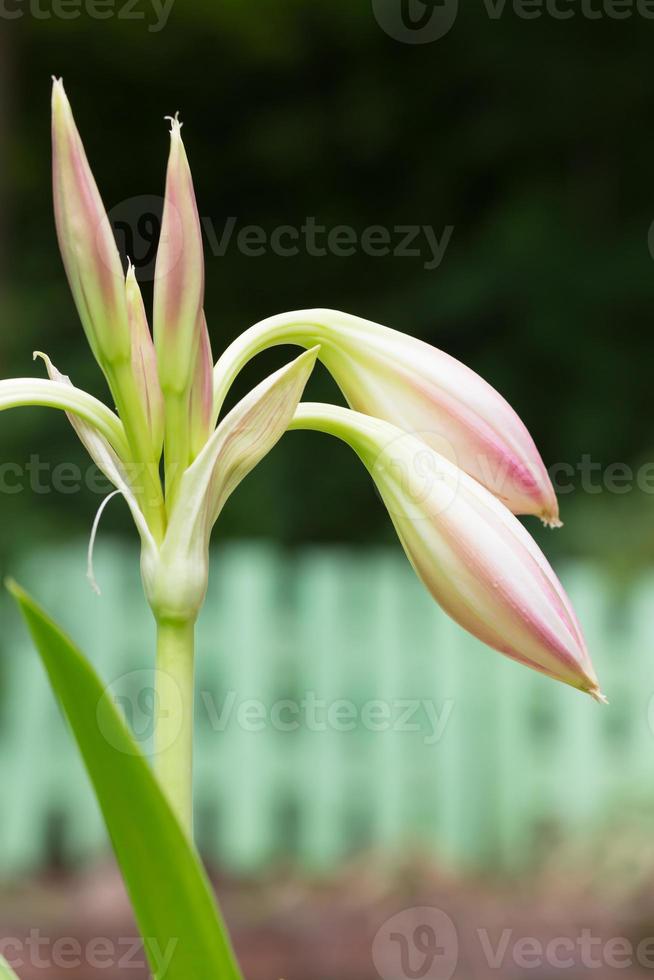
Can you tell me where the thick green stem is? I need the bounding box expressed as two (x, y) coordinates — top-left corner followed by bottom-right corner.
(154, 619), (244, 979)
(155, 618), (196, 836)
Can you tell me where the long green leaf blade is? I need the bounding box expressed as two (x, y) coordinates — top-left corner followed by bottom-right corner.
(7, 581), (243, 980)
(0, 955), (20, 978)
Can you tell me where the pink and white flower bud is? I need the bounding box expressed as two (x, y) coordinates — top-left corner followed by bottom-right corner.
(214, 310), (559, 525)
(291, 403), (604, 700)
(51, 78), (130, 367)
(125, 264), (165, 459)
(153, 115), (204, 395)
(189, 313), (213, 459)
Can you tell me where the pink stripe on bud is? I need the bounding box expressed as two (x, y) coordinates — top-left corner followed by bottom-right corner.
(291, 404), (603, 700)
(216, 310), (560, 524)
(153, 115), (204, 395)
(189, 313), (213, 459)
(51, 79), (130, 368)
(319, 315), (559, 524)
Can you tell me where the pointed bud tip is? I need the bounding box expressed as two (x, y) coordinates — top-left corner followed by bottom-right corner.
(298, 344), (321, 373)
(165, 112), (183, 139)
(589, 689), (609, 705)
(51, 76), (68, 113)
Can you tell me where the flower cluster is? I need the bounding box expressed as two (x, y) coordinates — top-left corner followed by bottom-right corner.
(0, 80), (603, 700)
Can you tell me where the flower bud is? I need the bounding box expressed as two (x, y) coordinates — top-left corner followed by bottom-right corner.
(153, 115), (204, 395)
(291, 403), (604, 700)
(188, 312), (213, 459)
(51, 78), (130, 367)
(215, 310), (560, 524)
(125, 264), (165, 460)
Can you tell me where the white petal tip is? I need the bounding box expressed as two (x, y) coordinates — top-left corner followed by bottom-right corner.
(33, 350), (52, 371)
(51, 78), (68, 111)
(589, 689), (609, 705)
(165, 112), (183, 136)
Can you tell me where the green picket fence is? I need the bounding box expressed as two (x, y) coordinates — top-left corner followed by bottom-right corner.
(1, 539), (653, 879)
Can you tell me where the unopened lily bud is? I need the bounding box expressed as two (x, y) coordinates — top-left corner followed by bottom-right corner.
(215, 310), (560, 525)
(153, 115), (204, 395)
(291, 403), (604, 700)
(51, 78), (130, 367)
(125, 264), (165, 459)
(189, 313), (213, 459)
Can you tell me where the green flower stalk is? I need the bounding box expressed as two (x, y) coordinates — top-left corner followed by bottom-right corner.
(0, 81), (605, 841)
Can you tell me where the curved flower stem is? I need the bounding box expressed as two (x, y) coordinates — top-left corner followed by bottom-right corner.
(155, 617), (196, 836)
(211, 310), (338, 424)
(0, 378), (130, 456)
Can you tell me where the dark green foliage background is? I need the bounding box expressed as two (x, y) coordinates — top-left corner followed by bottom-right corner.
(0, 2), (651, 572)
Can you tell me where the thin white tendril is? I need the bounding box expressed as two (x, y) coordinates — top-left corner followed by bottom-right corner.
(87, 490), (121, 595)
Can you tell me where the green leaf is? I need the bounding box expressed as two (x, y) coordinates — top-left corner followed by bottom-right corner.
(0, 955), (20, 979)
(7, 580), (243, 980)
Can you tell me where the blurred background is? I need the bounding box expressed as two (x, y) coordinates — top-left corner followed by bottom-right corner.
(1, 2), (654, 977)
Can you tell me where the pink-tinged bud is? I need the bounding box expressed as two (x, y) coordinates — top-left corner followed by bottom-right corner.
(189, 313), (213, 459)
(51, 79), (130, 367)
(215, 311), (559, 525)
(327, 322), (559, 524)
(125, 264), (165, 459)
(153, 115), (204, 395)
(291, 404), (604, 700)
